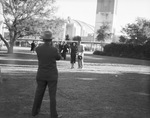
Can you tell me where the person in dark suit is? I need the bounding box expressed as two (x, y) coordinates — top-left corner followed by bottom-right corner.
(60, 41), (69, 60)
(70, 42), (77, 69)
(32, 30), (62, 118)
(31, 41), (36, 53)
(63, 42), (69, 60)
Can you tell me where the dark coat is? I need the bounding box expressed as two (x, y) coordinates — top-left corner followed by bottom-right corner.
(70, 45), (77, 63)
(31, 42), (36, 51)
(36, 43), (61, 81)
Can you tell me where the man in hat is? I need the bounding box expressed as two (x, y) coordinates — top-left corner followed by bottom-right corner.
(32, 30), (62, 118)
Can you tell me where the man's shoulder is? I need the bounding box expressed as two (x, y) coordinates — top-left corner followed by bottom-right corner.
(35, 44), (46, 52)
(51, 46), (57, 50)
(36, 44), (42, 49)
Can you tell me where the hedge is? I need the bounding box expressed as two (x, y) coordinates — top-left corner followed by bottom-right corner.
(93, 42), (150, 60)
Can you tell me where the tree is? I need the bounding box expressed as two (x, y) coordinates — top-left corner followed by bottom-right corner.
(120, 17), (150, 45)
(33, 18), (65, 40)
(119, 35), (128, 43)
(96, 22), (111, 42)
(0, 0), (56, 53)
(73, 36), (81, 42)
(46, 18), (65, 40)
(96, 22), (112, 51)
(65, 34), (70, 41)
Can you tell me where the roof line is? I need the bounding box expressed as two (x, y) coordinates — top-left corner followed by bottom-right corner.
(73, 19), (83, 29)
(78, 20), (94, 31)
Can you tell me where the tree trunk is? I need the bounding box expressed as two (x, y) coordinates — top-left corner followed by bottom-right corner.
(8, 30), (16, 54)
(8, 44), (14, 54)
(0, 34), (10, 53)
(0, 34), (15, 54)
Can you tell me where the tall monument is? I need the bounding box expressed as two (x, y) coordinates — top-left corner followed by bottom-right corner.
(94, 0), (118, 42)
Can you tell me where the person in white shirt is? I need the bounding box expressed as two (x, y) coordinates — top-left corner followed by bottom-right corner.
(77, 40), (85, 69)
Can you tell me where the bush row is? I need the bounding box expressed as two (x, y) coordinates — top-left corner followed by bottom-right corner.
(93, 43), (150, 60)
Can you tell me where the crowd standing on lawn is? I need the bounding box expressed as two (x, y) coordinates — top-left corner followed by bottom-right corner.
(32, 30), (62, 118)
(55, 36), (85, 69)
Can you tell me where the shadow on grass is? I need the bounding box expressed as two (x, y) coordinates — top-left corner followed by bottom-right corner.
(0, 70), (150, 118)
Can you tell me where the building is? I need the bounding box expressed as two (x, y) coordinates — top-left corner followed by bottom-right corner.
(94, 0), (118, 42)
(64, 17), (94, 42)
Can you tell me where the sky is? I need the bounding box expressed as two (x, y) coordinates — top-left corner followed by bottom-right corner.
(55, 0), (150, 34)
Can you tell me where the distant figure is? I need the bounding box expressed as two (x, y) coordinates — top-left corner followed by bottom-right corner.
(77, 39), (85, 69)
(70, 42), (77, 69)
(32, 30), (62, 118)
(31, 41), (36, 53)
(59, 41), (63, 54)
(65, 34), (70, 41)
(61, 41), (69, 60)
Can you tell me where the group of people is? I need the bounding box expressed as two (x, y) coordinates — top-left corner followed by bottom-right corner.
(53, 40), (85, 69)
(32, 30), (85, 118)
(70, 41), (84, 69)
(58, 41), (69, 60)
(30, 39), (85, 70)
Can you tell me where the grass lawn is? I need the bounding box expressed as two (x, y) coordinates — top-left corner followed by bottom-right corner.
(0, 47), (150, 118)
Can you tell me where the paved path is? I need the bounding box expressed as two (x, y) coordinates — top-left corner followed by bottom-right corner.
(0, 47), (150, 118)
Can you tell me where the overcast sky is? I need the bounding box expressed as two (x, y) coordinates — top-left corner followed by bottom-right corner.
(55, 0), (150, 34)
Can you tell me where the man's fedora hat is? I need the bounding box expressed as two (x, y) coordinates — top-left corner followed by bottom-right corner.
(41, 30), (54, 40)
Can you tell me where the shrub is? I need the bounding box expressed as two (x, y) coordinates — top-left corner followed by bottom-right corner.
(84, 46), (91, 51)
(93, 50), (105, 55)
(93, 43), (150, 60)
(72, 36), (81, 41)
